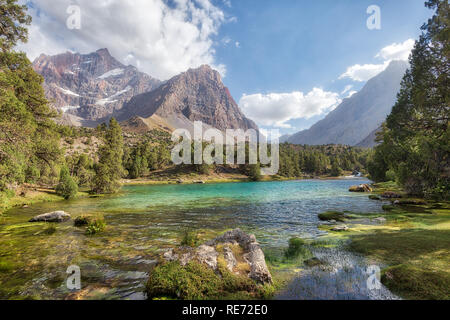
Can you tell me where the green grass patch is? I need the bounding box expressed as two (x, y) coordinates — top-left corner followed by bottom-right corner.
(381, 264), (450, 300)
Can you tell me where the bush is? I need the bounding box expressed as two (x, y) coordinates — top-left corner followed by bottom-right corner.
(85, 215), (106, 235)
(55, 166), (78, 200)
(180, 230), (199, 247)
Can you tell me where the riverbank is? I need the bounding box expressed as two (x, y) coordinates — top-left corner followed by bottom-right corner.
(0, 188), (90, 215)
(121, 171), (363, 186)
(315, 182), (450, 300)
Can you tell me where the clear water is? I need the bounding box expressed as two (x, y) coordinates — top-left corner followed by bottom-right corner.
(0, 179), (385, 300)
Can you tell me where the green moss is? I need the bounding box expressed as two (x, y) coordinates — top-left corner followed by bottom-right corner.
(381, 264), (450, 300)
(146, 261), (270, 300)
(382, 205), (395, 211)
(43, 224), (57, 235)
(0, 260), (15, 273)
(318, 211), (346, 222)
(369, 195), (381, 200)
(284, 238), (309, 260)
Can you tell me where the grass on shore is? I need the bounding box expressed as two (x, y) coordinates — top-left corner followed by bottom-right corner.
(317, 183), (450, 300)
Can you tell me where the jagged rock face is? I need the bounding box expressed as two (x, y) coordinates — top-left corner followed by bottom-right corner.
(33, 49), (162, 123)
(287, 60), (408, 146)
(117, 65), (258, 132)
(162, 229), (272, 284)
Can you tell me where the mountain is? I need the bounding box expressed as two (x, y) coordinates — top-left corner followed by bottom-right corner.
(116, 65), (258, 132)
(356, 127), (381, 148)
(287, 60), (408, 146)
(33, 49), (162, 126)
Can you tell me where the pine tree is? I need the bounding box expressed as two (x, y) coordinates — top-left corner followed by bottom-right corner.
(0, 1), (60, 191)
(92, 118), (125, 194)
(371, 0), (449, 198)
(56, 166), (78, 200)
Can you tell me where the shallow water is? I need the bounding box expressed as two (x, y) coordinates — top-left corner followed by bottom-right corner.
(0, 179), (386, 300)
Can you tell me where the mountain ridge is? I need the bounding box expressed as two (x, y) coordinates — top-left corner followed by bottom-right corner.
(287, 60), (408, 146)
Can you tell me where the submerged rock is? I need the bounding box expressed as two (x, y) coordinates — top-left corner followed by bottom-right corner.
(29, 211), (71, 223)
(162, 228), (272, 284)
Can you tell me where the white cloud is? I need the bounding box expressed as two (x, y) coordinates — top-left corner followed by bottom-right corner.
(375, 39), (415, 61)
(235, 41), (240, 48)
(339, 61), (390, 82)
(339, 39), (414, 82)
(17, 0), (228, 80)
(239, 88), (341, 128)
(341, 85), (353, 95)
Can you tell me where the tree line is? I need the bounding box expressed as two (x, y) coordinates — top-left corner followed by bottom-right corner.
(367, 0), (449, 200)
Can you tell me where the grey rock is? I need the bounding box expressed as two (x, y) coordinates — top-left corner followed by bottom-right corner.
(331, 225), (349, 232)
(162, 228), (272, 284)
(373, 217), (387, 224)
(29, 211), (71, 223)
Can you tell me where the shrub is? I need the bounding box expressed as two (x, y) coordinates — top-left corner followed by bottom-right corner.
(85, 215), (106, 235)
(56, 166), (78, 200)
(180, 230), (199, 247)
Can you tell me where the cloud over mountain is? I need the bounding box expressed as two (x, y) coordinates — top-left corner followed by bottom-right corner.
(18, 0), (228, 80)
(339, 39), (414, 82)
(239, 88), (341, 128)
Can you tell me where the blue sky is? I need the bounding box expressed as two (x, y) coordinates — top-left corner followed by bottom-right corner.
(213, 0), (432, 134)
(20, 0), (433, 135)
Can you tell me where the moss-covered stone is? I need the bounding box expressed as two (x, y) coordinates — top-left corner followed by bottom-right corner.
(318, 211), (346, 222)
(145, 261), (271, 300)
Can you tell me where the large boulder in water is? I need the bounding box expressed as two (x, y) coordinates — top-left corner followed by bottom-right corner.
(162, 228), (272, 284)
(349, 184), (372, 192)
(29, 211), (71, 223)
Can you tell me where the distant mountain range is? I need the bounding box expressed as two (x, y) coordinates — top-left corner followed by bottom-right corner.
(33, 49), (257, 134)
(286, 60), (408, 147)
(34, 50), (407, 147)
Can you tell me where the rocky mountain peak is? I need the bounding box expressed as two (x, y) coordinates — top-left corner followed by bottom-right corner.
(33, 49), (162, 125)
(117, 64), (258, 132)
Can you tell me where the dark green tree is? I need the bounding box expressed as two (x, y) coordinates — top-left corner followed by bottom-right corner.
(371, 0), (449, 198)
(92, 118), (125, 194)
(56, 166), (78, 200)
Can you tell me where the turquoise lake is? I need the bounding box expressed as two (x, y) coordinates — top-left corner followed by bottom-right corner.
(0, 179), (387, 300)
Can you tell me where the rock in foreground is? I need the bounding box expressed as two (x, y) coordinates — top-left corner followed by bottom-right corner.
(29, 211), (71, 223)
(163, 229), (272, 284)
(146, 229), (274, 300)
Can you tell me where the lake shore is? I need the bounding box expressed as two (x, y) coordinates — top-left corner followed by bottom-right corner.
(312, 182), (450, 300)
